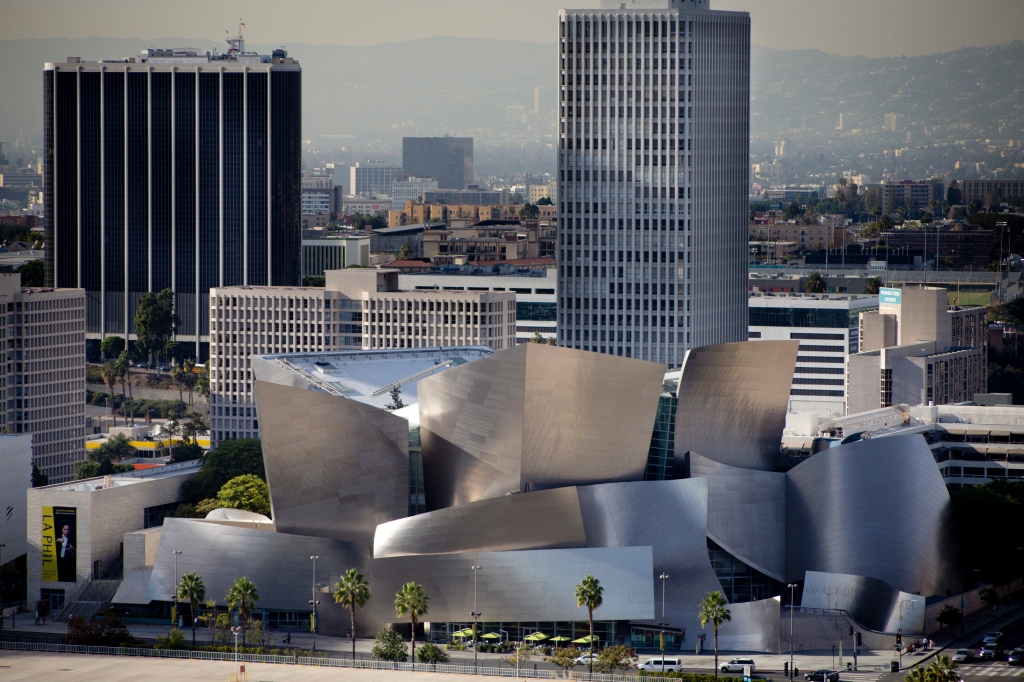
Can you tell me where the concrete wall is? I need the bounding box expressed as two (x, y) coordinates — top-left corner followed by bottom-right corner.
(846, 352), (881, 415)
(860, 312), (896, 353)
(0, 435), (32, 563)
(895, 287), (948, 348)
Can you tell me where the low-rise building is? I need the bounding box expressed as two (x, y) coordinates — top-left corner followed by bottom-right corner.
(424, 188), (501, 205)
(344, 195), (392, 216)
(961, 179), (1024, 204)
(882, 225), (993, 270)
(390, 177), (438, 210)
(749, 220), (849, 252)
(847, 286), (987, 414)
(422, 220), (555, 265)
(749, 292), (879, 417)
(301, 233), (370, 280)
(872, 179), (946, 214)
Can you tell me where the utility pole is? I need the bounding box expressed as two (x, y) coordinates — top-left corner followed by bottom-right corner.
(471, 565), (481, 670)
(788, 583), (798, 677)
(660, 572), (670, 673)
(172, 549), (182, 626)
(310, 555), (320, 652)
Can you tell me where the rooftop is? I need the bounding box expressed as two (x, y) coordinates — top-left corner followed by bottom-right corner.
(38, 460), (200, 493)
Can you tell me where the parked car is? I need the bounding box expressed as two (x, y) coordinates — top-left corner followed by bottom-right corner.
(951, 649), (974, 663)
(804, 670), (839, 682)
(575, 653), (599, 666)
(980, 643), (1003, 660)
(722, 659), (757, 673)
(639, 658), (682, 672)
(983, 632), (1004, 645)
(1007, 648), (1024, 666)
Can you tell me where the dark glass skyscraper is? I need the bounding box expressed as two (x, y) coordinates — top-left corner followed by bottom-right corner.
(402, 137), (473, 190)
(43, 37), (301, 359)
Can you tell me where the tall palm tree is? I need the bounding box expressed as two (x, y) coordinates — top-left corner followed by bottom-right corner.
(177, 572), (206, 647)
(698, 591), (731, 678)
(865, 277), (883, 295)
(394, 582), (429, 663)
(100, 362), (119, 426)
(574, 575), (604, 674)
(927, 654), (959, 682)
(115, 349), (136, 426)
(182, 357), (197, 406)
(805, 271), (827, 294)
(226, 577), (259, 639)
(335, 568), (371, 660)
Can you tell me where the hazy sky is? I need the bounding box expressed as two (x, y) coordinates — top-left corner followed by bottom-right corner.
(3, 0), (1022, 57)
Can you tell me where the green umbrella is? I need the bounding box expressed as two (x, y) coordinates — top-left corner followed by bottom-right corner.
(572, 635), (599, 644)
(550, 636), (572, 643)
(481, 632), (502, 640)
(452, 629), (474, 639)
(524, 633), (550, 642)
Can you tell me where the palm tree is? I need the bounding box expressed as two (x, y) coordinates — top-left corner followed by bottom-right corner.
(574, 575), (604, 674)
(698, 591), (731, 678)
(100, 362), (119, 426)
(182, 357), (197, 405)
(177, 572), (206, 647)
(226, 577), (259, 638)
(805, 271), (827, 294)
(904, 667), (928, 682)
(865, 277), (883, 295)
(114, 351), (131, 425)
(927, 654), (959, 682)
(394, 582), (429, 662)
(335, 568), (371, 660)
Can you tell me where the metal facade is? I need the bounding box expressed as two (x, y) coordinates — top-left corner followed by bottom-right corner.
(802, 570), (926, 635)
(674, 340), (799, 471)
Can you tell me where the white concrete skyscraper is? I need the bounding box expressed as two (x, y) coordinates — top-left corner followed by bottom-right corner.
(556, 0), (749, 367)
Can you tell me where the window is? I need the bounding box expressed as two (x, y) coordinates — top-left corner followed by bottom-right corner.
(41, 588), (66, 612)
(144, 502), (180, 529)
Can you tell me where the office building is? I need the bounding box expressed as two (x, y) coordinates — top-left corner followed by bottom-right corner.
(748, 292), (878, 418)
(765, 186), (819, 203)
(424, 188), (501, 205)
(43, 39), (302, 362)
(117, 340), (956, 646)
(875, 180), (946, 214)
(556, 1), (751, 367)
(882, 225), (992, 270)
(350, 161), (402, 196)
(208, 269), (515, 443)
(301, 232), (370, 280)
(343, 195), (392, 216)
(301, 188), (331, 216)
(402, 137), (473, 190)
(961, 179), (1024, 204)
(847, 287), (987, 414)
(391, 177), (438, 210)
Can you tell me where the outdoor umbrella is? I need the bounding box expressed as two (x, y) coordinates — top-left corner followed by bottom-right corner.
(550, 636), (572, 643)
(524, 633), (550, 642)
(481, 632), (502, 640)
(572, 635), (599, 644)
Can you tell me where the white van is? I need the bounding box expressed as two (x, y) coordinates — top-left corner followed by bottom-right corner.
(639, 657), (683, 672)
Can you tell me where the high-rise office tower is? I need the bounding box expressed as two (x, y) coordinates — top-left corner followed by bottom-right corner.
(402, 137), (473, 189)
(43, 35), (302, 360)
(557, 0), (749, 367)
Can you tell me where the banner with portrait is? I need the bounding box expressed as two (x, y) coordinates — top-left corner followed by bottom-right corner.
(41, 506), (77, 583)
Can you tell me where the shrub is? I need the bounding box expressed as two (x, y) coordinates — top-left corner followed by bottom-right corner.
(156, 627), (187, 650)
(66, 613), (139, 647)
(416, 642), (450, 664)
(372, 628), (408, 662)
(595, 645), (638, 674)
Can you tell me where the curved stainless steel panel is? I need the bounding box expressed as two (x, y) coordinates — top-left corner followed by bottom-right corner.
(145, 519), (370, 610)
(716, 597), (782, 653)
(254, 379), (410, 546)
(786, 433), (956, 596)
(690, 453), (786, 582)
(801, 570), (926, 635)
(418, 343), (664, 509)
(373, 487), (586, 558)
(674, 341), (799, 471)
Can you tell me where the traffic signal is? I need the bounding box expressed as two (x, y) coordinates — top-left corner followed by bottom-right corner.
(849, 626), (854, 636)
(855, 632), (862, 647)
(896, 633), (902, 646)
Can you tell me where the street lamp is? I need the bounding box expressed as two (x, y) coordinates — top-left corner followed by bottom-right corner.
(471, 565), (482, 669)
(659, 572), (670, 673)
(172, 550), (183, 626)
(961, 568), (979, 637)
(310, 555), (320, 652)
(231, 625), (242, 677)
(898, 599), (917, 671)
(788, 583), (798, 678)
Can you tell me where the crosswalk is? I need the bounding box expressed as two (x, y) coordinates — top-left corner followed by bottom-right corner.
(841, 669), (888, 682)
(958, 662), (1023, 677)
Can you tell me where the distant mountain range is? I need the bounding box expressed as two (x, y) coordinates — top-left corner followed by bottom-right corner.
(1, 35), (1021, 147)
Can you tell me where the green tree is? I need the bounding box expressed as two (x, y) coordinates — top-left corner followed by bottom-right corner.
(115, 349), (135, 426)
(595, 645), (638, 674)
(225, 577), (259, 638)
(371, 628), (408, 662)
(519, 203), (540, 220)
(31, 464), (48, 487)
(196, 361), (210, 403)
(134, 288), (180, 366)
(865, 277), (883, 295)
(16, 258), (44, 287)
(76, 433), (138, 479)
(180, 411), (208, 445)
(935, 604), (962, 638)
(804, 271), (827, 294)
(416, 642), (450, 664)
(536, 196), (553, 206)
(546, 647), (579, 672)
(979, 586), (999, 608)
(335, 568), (371, 660)
(531, 331), (545, 344)
(396, 243), (413, 260)
(574, 575), (604, 674)
(182, 358), (197, 405)
(177, 572), (206, 646)
(698, 591), (731, 678)
(100, 335), (125, 361)
(100, 362), (120, 425)
(181, 438), (265, 504)
(216, 474), (271, 516)
(394, 581), (430, 662)
(947, 181), (963, 205)
(927, 654), (960, 682)
(155, 626), (187, 650)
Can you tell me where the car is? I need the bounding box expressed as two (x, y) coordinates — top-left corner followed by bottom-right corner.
(951, 649), (974, 663)
(575, 653), (599, 665)
(983, 631), (1004, 645)
(979, 643), (1003, 660)
(1008, 648), (1024, 666)
(722, 659), (757, 673)
(639, 658), (682, 672)
(804, 670), (839, 682)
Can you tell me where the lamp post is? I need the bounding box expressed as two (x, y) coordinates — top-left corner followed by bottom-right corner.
(310, 555), (320, 652)
(898, 599), (917, 671)
(231, 625), (242, 677)
(172, 549), (182, 626)
(471, 565), (481, 670)
(788, 583), (798, 677)
(659, 572), (670, 673)
(961, 568), (979, 637)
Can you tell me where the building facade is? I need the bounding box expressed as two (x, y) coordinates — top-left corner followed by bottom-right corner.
(43, 39), (302, 361)
(876, 180), (945, 214)
(349, 162), (402, 196)
(882, 226), (993, 270)
(424, 189), (501, 205)
(556, 1), (750, 367)
(961, 179), (1024, 204)
(390, 177), (438, 210)
(748, 292), (878, 418)
(301, 234), (370, 279)
(402, 137), (473, 190)
(208, 269), (515, 443)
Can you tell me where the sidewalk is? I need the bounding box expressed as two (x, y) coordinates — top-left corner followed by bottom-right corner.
(896, 597), (1024, 671)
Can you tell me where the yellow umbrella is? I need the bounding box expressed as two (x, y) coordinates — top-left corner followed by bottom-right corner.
(524, 633), (550, 642)
(481, 632), (502, 640)
(572, 635), (599, 644)
(452, 629), (473, 639)
(550, 636), (572, 643)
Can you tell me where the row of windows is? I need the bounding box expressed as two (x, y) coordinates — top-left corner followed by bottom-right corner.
(562, 17), (695, 40)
